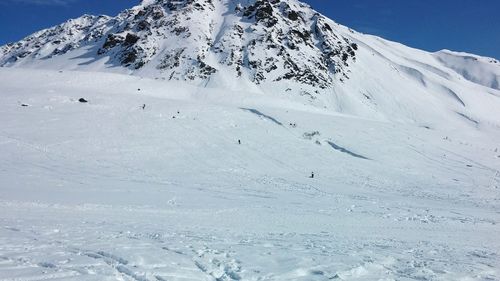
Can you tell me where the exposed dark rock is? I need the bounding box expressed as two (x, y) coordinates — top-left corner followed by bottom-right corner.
(124, 33), (140, 46)
(137, 20), (150, 31)
(287, 10), (299, 21)
(99, 34), (124, 54)
(245, 0), (278, 27)
(121, 49), (138, 65)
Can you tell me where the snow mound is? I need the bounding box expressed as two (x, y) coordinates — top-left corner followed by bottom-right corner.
(435, 49), (500, 90)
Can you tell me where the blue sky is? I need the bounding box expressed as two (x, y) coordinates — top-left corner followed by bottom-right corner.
(0, 0), (499, 59)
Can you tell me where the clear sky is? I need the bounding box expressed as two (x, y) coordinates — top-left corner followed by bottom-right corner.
(0, 0), (498, 59)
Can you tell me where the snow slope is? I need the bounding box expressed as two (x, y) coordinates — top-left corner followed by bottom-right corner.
(434, 50), (500, 90)
(0, 68), (499, 281)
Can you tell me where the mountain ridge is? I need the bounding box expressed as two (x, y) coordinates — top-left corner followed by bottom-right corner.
(0, 0), (357, 89)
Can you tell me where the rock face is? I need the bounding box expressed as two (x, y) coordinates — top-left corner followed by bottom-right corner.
(0, 0), (357, 91)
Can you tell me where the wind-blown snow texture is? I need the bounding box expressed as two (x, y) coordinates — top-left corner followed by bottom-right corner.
(1, 0), (500, 280)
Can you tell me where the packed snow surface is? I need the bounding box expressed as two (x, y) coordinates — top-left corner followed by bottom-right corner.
(0, 68), (499, 281)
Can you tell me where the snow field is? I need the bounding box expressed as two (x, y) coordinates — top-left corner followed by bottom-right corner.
(0, 69), (499, 280)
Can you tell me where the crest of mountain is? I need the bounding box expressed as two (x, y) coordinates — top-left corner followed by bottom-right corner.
(0, 0), (357, 90)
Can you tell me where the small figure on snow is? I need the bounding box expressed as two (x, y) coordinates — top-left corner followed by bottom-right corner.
(78, 98), (88, 103)
(238, 139), (241, 145)
(142, 104), (146, 110)
(310, 172), (315, 179)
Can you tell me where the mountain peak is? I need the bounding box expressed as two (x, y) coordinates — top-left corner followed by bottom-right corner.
(0, 0), (356, 93)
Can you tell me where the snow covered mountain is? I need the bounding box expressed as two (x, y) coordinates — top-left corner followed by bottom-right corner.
(0, 0), (357, 91)
(1, 1), (500, 280)
(1, 0), (499, 129)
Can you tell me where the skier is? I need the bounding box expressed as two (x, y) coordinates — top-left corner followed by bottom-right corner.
(310, 172), (314, 179)
(142, 104), (146, 110)
(238, 139), (241, 145)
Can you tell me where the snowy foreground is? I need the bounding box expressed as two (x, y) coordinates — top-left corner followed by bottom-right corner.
(1, 68), (500, 281)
